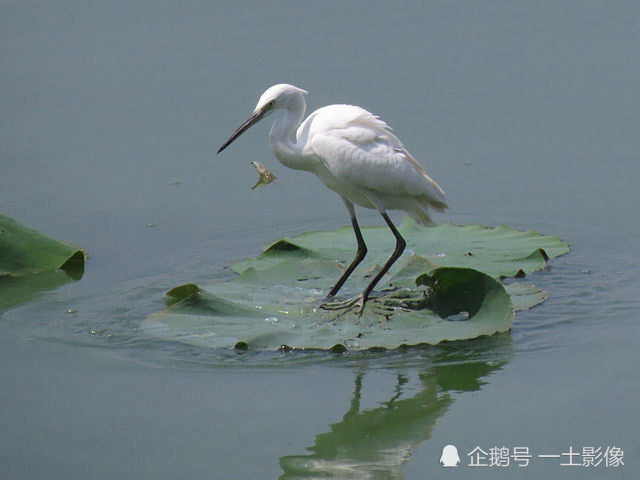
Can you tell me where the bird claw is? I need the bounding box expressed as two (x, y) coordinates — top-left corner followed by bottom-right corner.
(318, 288), (426, 319)
(378, 289), (429, 310)
(319, 294), (366, 316)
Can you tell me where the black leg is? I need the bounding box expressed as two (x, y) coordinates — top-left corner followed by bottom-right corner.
(360, 211), (406, 305)
(327, 215), (368, 298)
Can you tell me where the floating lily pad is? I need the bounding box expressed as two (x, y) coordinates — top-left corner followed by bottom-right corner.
(0, 214), (86, 312)
(144, 219), (568, 351)
(235, 220), (567, 277)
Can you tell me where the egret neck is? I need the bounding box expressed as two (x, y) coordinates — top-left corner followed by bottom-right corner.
(269, 92), (310, 171)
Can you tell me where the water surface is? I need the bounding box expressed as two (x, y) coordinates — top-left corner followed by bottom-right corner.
(1, 1), (638, 478)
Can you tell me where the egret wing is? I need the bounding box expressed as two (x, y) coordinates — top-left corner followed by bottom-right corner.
(305, 106), (446, 207)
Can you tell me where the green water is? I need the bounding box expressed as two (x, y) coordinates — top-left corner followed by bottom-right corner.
(1, 1), (638, 478)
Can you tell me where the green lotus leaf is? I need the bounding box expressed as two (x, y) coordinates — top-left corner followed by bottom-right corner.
(0, 214), (86, 312)
(144, 219), (568, 351)
(231, 219), (568, 278)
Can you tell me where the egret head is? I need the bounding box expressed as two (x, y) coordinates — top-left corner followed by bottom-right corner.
(217, 84), (308, 154)
(255, 84), (308, 113)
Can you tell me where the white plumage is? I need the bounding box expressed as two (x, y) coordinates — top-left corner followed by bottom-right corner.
(301, 104), (446, 225)
(218, 84), (447, 313)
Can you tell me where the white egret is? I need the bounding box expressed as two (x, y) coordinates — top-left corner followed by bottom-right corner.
(218, 84), (447, 313)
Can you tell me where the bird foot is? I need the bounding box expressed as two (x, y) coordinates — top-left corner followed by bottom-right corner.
(319, 294), (366, 316)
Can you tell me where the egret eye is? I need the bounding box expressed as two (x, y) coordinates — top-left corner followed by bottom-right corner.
(268, 100), (276, 108)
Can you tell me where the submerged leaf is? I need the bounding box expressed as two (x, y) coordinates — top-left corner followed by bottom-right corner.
(144, 220), (567, 351)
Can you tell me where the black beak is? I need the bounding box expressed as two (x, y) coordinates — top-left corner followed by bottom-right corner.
(217, 109), (265, 154)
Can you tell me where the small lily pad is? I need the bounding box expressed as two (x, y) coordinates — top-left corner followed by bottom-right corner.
(504, 282), (548, 311)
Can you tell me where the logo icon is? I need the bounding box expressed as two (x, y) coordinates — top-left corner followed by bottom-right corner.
(441, 444), (460, 467)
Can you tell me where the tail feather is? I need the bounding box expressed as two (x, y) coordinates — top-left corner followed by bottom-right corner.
(408, 207), (435, 226)
(409, 196), (448, 226)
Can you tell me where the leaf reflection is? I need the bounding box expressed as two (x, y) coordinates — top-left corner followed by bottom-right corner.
(279, 342), (507, 479)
